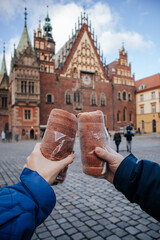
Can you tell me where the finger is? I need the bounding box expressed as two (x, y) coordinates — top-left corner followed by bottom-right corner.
(56, 153), (75, 170)
(33, 143), (41, 152)
(95, 147), (111, 162)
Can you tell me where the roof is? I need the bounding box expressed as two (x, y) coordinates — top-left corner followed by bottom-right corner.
(0, 53), (7, 75)
(135, 73), (160, 92)
(107, 61), (116, 80)
(53, 29), (80, 69)
(17, 26), (32, 54)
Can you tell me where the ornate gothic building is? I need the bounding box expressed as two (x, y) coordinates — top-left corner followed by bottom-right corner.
(1, 8), (136, 139)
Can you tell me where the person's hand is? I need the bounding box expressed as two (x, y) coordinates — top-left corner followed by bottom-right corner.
(95, 146), (124, 183)
(24, 143), (75, 185)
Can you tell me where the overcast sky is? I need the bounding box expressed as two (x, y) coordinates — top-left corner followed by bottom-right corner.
(0, 0), (160, 80)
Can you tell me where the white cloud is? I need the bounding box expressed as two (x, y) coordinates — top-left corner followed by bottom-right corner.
(0, 0), (154, 74)
(100, 31), (154, 57)
(0, 0), (23, 22)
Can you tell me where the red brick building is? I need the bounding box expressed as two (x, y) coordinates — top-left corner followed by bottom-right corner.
(107, 45), (136, 131)
(4, 8), (136, 140)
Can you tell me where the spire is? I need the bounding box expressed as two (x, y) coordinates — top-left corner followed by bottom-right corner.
(16, 7), (32, 54)
(122, 41), (125, 51)
(0, 43), (8, 76)
(43, 5), (52, 37)
(24, 7), (27, 27)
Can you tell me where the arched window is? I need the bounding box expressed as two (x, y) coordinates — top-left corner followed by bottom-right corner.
(128, 93), (131, 101)
(123, 108), (126, 121)
(123, 91), (126, 101)
(66, 91), (71, 104)
(74, 90), (80, 103)
(100, 93), (106, 106)
(117, 92), (121, 100)
(46, 94), (53, 104)
(91, 93), (97, 106)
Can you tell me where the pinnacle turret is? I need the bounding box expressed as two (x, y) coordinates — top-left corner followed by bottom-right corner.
(0, 43), (8, 76)
(43, 6), (53, 37)
(17, 7), (32, 54)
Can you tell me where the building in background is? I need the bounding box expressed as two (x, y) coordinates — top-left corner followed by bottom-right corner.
(0, 44), (9, 136)
(107, 44), (136, 131)
(136, 73), (160, 133)
(0, 8), (136, 139)
(9, 8), (40, 140)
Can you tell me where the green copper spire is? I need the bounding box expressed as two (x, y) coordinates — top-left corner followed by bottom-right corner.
(43, 6), (52, 37)
(1, 43), (8, 76)
(17, 8), (32, 54)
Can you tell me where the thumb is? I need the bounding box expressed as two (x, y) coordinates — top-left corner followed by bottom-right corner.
(56, 153), (75, 171)
(95, 147), (112, 163)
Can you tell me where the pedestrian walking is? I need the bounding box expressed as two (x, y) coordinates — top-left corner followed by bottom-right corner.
(113, 130), (121, 152)
(1, 131), (5, 142)
(124, 129), (134, 152)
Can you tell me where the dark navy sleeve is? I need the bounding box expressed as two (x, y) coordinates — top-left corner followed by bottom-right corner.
(0, 168), (56, 240)
(113, 154), (160, 221)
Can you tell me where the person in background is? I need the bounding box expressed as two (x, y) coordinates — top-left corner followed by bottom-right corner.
(113, 129), (121, 153)
(126, 123), (132, 131)
(124, 129), (134, 152)
(1, 130), (5, 142)
(0, 143), (75, 240)
(95, 145), (160, 222)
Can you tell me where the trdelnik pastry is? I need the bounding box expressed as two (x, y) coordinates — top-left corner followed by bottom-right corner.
(40, 108), (77, 184)
(78, 110), (109, 178)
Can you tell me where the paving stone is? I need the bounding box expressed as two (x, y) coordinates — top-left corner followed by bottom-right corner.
(84, 230), (97, 238)
(122, 235), (137, 240)
(137, 233), (152, 240)
(108, 216), (120, 223)
(56, 235), (71, 240)
(148, 223), (160, 231)
(50, 229), (64, 237)
(78, 225), (90, 232)
(92, 224), (104, 232)
(99, 229), (112, 238)
(65, 227), (77, 235)
(125, 226), (140, 235)
(107, 235), (121, 240)
(136, 223), (149, 232)
(147, 230), (160, 239)
(85, 219), (97, 227)
(112, 227), (127, 237)
(71, 232), (84, 240)
(38, 231), (52, 238)
(61, 222), (72, 230)
(71, 220), (84, 228)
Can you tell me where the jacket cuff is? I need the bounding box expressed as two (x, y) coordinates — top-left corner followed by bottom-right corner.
(113, 154), (137, 194)
(20, 168), (56, 220)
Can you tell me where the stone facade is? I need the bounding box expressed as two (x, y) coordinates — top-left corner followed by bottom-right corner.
(136, 74), (160, 133)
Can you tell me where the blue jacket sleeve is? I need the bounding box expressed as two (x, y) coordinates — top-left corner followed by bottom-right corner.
(0, 168), (56, 240)
(113, 154), (160, 221)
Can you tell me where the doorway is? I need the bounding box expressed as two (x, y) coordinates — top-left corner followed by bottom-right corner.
(152, 119), (156, 132)
(30, 129), (34, 139)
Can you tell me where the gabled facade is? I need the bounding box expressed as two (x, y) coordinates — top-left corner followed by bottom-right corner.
(107, 45), (136, 131)
(9, 8), (40, 140)
(135, 74), (160, 133)
(34, 12), (114, 132)
(0, 44), (9, 135)
(2, 9), (136, 140)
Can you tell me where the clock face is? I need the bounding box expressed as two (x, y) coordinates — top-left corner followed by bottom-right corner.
(82, 76), (91, 85)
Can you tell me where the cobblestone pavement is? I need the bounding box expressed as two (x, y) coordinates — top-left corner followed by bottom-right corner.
(0, 133), (160, 240)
